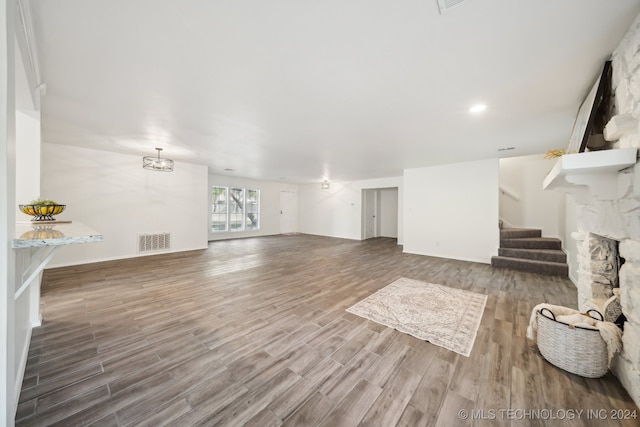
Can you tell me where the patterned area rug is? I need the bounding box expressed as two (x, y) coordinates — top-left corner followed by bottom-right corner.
(346, 277), (488, 357)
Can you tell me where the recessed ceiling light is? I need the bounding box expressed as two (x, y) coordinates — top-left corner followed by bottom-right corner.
(469, 104), (487, 113)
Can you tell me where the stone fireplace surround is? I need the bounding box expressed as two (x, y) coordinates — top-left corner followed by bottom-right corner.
(544, 14), (640, 407)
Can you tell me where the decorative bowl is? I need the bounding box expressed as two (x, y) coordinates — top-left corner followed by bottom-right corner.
(19, 204), (66, 221)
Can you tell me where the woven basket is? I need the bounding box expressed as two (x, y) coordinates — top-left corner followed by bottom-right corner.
(536, 308), (609, 378)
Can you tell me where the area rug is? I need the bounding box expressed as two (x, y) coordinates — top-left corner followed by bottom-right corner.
(346, 277), (488, 357)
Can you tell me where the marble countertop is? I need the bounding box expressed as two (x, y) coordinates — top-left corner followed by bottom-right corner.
(13, 221), (103, 248)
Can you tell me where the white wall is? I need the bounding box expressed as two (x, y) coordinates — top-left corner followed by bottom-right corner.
(13, 79), (41, 417)
(298, 176), (403, 242)
(0, 121), (15, 422)
(0, 0), (17, 422)
(499, 154), (564, 238)
(208, 174), (298, 240)
(403, 159), (499, 264)
(298, 181), (362, 240)
(40, 144), (209, 267)
(4, 11), (47, 422)
(498, 156), (523, 227)
(15, 110), (39, 205)
(380, 188), (398, 238)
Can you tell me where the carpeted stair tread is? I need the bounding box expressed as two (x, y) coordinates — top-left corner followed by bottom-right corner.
(499, 228), (542, 239)
(498, 247), (566, 263)
(500, 237), (562, 250)
(491, 256), (568, 276)
(495, 230), (567, 276)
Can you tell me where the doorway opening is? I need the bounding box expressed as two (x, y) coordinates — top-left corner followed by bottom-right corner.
(361, 188), (398, 240)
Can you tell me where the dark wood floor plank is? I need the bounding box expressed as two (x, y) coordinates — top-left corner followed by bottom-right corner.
(16, 385), (111, 427)
(320, 348), (381, 404)
(172, 381), (250, 426)
(87, 413), (119, 427)
(360, 367), (422, 426)
(209, 368), (302, 426)
(364, 336), (411, 387)
(399, 340), (438, 376)
(434, 391), (474, 427)
(127, 397), (192, 427)
(319, 378), (382, 427)
(282, 391), (334, 426)
(243, 407), (282, 427)
(19, 361), (104, 404)
(269, 357), (343, 421)
(474, 381), (510, 427)
(14, 234), (637, 426)
(510, 365), (546, 427)
(408, 356), (455, 419)
(395, 405), (433, 427)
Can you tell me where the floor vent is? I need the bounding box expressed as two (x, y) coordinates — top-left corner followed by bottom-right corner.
(138, 232), (171, 253)
(437, 0), (465, 14)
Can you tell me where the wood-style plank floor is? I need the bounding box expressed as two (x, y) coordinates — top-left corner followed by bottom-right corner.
(17, 234), (639, 426)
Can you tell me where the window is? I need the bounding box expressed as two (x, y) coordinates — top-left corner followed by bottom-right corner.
(211, 186), (260, 232)
(211, 186), (228, 232)
(229, 187), (245, 230)
(246, 189), (260, 230)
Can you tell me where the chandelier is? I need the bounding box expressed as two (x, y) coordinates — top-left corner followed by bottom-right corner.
(143, 147), (174, 172)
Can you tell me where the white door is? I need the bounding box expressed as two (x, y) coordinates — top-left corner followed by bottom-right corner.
(280, 191), (297, 234)
(363, 189), (377, 239)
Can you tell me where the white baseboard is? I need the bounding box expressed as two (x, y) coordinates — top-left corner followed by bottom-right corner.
(569, 269), (578, 287)
(14, 326), (33, 415)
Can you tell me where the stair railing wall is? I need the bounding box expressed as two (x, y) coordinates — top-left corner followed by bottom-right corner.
(499, 186), (523, 229)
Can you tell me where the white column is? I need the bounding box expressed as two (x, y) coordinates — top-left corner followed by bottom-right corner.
(0, 0), (18, 424)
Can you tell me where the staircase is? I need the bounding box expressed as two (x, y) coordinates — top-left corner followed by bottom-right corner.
(491, 228), (568, 276)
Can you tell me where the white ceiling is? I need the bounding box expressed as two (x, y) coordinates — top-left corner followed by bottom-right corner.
(28, 0), (640, 183)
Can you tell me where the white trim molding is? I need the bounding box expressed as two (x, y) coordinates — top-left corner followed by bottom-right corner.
(16, 0), (44, 109)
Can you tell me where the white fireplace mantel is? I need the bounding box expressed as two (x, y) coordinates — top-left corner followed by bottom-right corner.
(543, 148), (638, 203)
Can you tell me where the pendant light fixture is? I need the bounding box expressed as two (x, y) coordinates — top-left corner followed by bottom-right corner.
(143, 147), (174, 172)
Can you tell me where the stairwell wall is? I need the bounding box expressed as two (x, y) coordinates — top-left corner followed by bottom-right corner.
(499, 154), (564, 239)
(403, 158), (499, 264)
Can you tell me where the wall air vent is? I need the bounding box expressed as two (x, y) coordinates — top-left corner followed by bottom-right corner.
(137, 232), (171, 253)
(437, 0), (465, 14)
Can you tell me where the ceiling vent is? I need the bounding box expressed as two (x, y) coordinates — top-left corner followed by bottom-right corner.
(437, 0), (465, 14)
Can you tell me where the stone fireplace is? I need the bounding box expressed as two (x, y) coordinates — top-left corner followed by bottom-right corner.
(574, 232), (621, 313)
(555, 153), (640, 408)
(544, 14), (640, 407)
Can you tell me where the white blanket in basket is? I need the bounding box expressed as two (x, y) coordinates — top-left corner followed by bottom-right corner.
(526, 303), (622, 363)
